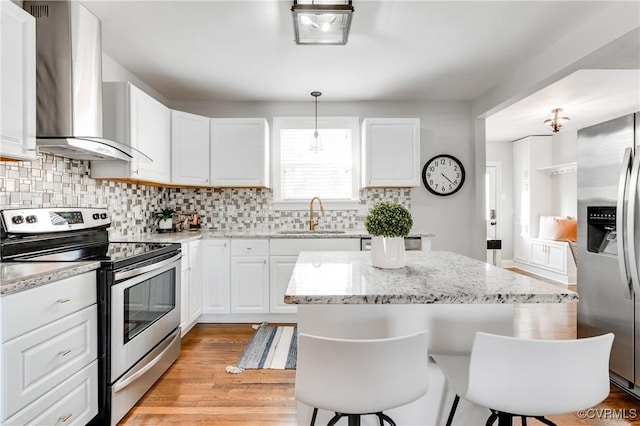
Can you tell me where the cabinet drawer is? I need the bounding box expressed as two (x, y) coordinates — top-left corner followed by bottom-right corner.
(1, 305), (97, 420)
(231, 239), (269, 256)
(1, 271), (96, 342)
(4, 360), (98, 425)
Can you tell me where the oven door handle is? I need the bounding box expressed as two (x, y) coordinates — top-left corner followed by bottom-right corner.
(115, 253), (182, 282)
(112, 328), (180, 393)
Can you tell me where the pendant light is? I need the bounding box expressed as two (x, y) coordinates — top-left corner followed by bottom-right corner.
(310, 91), (323, 152)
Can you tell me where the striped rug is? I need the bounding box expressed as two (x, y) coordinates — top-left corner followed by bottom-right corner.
(236, 323), (297, 370)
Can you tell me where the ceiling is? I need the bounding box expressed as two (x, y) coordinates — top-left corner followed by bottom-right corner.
(486, 69), (640, 143)
(82, 1), (640, 142)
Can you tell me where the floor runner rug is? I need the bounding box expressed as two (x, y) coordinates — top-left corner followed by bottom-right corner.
(227, 323), (297, 372)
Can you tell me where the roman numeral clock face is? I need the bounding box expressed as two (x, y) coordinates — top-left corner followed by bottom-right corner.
(422, 154), (466, 196)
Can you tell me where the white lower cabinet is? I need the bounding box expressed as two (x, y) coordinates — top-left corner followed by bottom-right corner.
(5, 361), (98, 426)
(268, 238), (361, 314)
(0, 272), (98, 424)
(269, 256), (298, 314)
(230, 240), (269, 314)
(180, 240), (204, 336)
(529, 239), (568, 273)
(198, 237), (360, 320)
(518, 238), (577, 284)
(201, 239), (231, 314)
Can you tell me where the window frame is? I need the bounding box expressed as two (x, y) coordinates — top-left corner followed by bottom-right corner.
(272, 116), (360, 210)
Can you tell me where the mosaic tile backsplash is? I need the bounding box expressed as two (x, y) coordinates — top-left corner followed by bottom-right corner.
(0, 154), (411, 238)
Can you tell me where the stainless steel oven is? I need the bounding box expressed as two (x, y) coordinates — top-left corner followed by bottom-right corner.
(108, 252), (181, 425)
(0, 207), (182, 426)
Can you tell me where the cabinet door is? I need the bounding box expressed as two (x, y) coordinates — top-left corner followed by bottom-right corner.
(529, 240), (547, 267)
(189, 240), (203, 324)
(269, 256), (298, 314)
(129, 84), (171, 183)
(210, 119), (269, 187)
(546, 243), (567, 273)
(179, 267), (191, 336)
(230, 257), (269, 314)
(0, 2), (36, 161)
(201, 240), (231, 314)
(513, 140), (529, 183)
(171, 110), (211, 186)
(362, 118), (420, 187)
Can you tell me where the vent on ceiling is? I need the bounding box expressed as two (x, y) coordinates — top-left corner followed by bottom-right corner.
(29, 5), (49, 18)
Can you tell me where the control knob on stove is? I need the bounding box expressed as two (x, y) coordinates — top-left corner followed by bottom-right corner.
(92, 213), (100, 220)
(11, 216), (24, 224)
(100, 213), (108, 220)
(26, 215), (37, 224)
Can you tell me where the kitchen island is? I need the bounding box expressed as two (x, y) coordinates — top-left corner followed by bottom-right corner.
(285, 250), (578, 426)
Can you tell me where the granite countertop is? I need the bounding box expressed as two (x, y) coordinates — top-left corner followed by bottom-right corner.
(0, 261), (101, 296)
(117, 229), (435, 243)
(284, 250), (578, 305)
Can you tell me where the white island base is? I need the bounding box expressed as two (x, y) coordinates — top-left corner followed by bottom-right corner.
(295, 303), (514, 426)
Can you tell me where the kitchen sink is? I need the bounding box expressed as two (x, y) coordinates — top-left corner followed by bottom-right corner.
(277, 230), (346, 235)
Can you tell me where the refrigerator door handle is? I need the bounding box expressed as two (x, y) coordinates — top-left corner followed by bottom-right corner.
(626, 149), (640, 299)
(616, 147), (633, 300)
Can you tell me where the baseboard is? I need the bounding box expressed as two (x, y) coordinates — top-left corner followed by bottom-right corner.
(513, 261), (574, 285)
(501, 259), (515, 268)
(198, 313), (298, 324)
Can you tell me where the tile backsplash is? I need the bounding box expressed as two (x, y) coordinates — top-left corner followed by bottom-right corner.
(1, 154), (411, 237)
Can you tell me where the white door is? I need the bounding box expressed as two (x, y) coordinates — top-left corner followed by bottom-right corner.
(486, 163), (501, 265)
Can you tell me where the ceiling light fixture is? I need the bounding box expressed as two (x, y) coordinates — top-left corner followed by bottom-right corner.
(291, 0), (354, 45)
(310, 91), (323, 152)
(544, 108), (570, 133)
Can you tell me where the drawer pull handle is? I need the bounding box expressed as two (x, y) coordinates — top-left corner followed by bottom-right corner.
(58, 349), (71, 357)
(57, 298), (71, 304)
(59, 413), (72, 422)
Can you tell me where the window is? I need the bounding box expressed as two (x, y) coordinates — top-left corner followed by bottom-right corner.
(273, 117), (360, 209)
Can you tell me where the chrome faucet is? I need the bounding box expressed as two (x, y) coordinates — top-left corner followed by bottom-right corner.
(309, 196), (325, 231)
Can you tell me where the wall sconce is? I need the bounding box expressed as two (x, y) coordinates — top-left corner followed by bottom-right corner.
(544, 108), (570, 133)
(291, 0), (354, 45)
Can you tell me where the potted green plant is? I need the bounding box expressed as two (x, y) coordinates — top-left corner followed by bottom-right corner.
(155, 208), (175, 232)
(365, 201), (413, 268)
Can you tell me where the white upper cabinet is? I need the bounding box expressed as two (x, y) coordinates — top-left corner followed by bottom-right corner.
(91, 82), (171, 184)
(361, 118), (420, 188)
(171, 110), (211, 186)
(512, 136), (552, 263)
(210, 118), (269, 187)
(1, 2), (37, 161)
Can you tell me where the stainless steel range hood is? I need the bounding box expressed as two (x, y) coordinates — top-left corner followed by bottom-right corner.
(23, 1), (149, 162)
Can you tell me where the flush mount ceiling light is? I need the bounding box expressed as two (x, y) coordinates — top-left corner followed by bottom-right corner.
(291, 0), (354, 45)
(310, 91), (323, 152)
(544, 108), (570, 133)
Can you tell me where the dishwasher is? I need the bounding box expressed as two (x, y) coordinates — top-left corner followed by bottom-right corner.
(360, 236), (422, 251)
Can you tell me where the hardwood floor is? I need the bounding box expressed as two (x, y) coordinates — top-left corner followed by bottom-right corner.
(120, 272), (639, 425)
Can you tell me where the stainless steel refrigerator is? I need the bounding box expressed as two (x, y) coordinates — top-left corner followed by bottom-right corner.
(577, 112), (640, 398)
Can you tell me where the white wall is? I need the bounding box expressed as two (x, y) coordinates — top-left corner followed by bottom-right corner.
(171, 99), (476, 256)
(102, 53), (169, 104)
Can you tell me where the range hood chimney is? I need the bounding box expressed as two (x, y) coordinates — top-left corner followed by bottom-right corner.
(23, 1), (149, 162)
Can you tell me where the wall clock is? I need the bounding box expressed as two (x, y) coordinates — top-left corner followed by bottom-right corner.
(422, 154), (465, 196)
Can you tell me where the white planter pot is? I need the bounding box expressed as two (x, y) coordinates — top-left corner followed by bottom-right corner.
(370, 236), (406, 269)
(158, 218), (173, 231)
